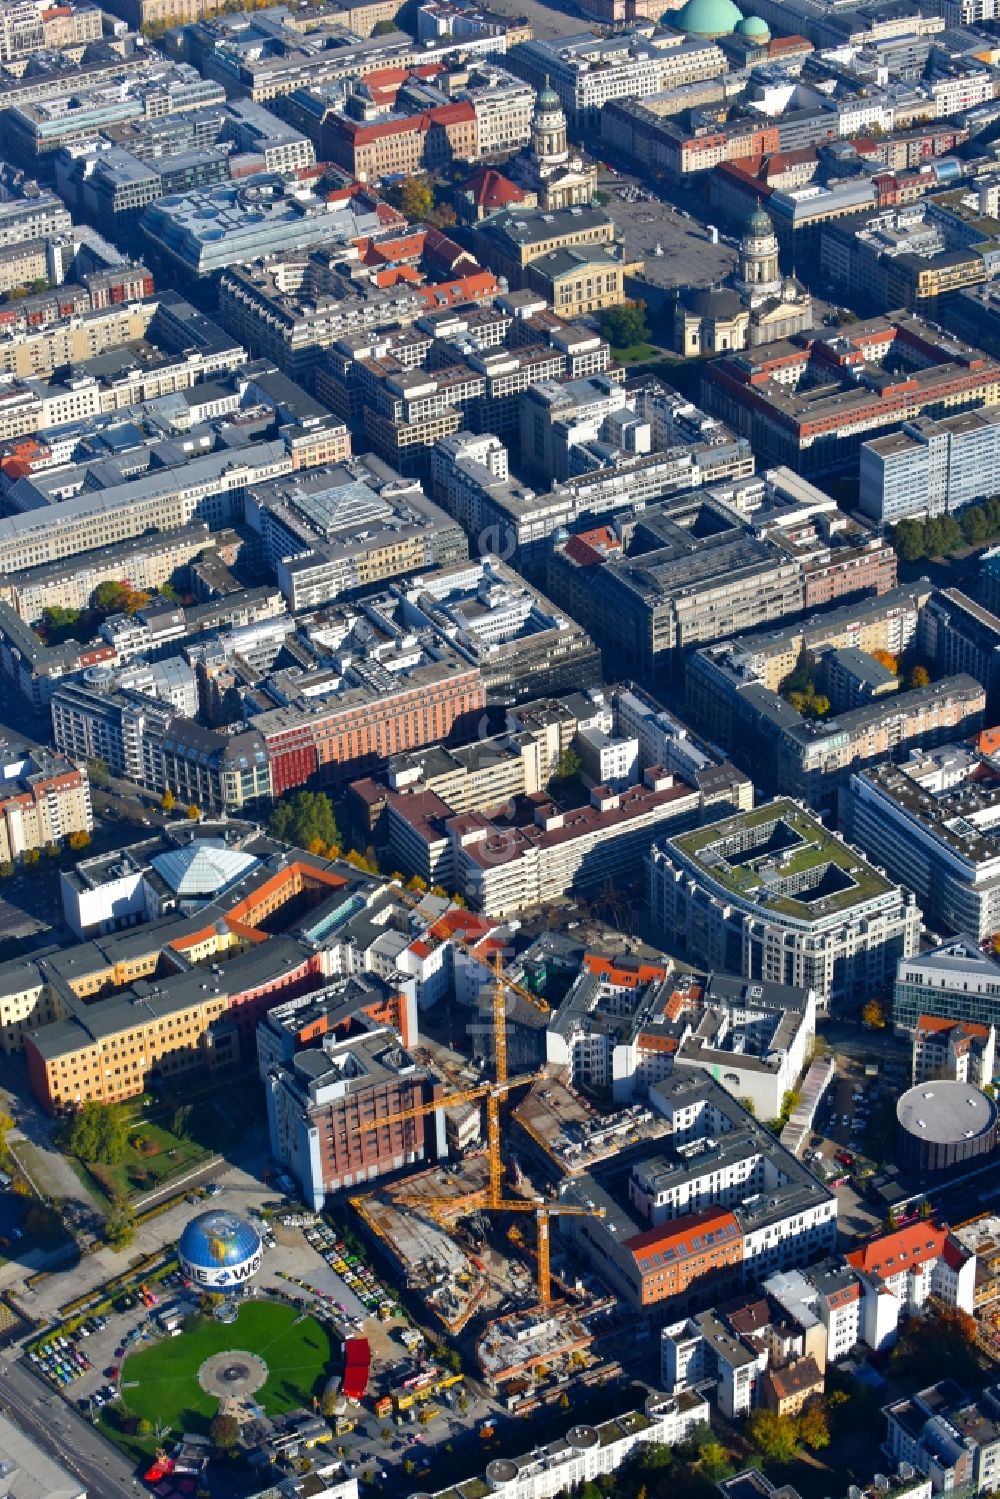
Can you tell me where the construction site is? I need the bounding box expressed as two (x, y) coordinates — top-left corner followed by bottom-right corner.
(513, 1079), (673, 1178)
(348, 952), (623, 1399)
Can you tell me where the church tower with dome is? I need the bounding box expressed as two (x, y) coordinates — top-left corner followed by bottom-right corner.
(532, 81), (569, 167)
(510, 79), (597, 212)
(736, 201), (782, 303)
(674, 201), (813, 354)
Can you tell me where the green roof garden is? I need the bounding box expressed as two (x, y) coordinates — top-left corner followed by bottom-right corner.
(670, 800), (893, 919)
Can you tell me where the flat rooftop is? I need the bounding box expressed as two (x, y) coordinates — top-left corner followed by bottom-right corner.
(669, 799), (894, 918)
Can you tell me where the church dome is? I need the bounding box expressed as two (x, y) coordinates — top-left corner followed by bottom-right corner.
(735, 13), (770, 36)
(746, 202), (774, 237)
(671, 0), (742, 36)
(536, 79), (562, 112)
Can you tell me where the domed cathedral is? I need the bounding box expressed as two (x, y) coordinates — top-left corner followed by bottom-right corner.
(673, 202), (812, 354)
(510, 78), (597, 212)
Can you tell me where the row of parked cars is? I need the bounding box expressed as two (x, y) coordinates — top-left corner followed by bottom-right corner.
(29, 1315), (107, 1387)
(305, 1225), (395, 1321)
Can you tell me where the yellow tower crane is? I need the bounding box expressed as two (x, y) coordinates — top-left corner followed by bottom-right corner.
(355, 935), (596, 1306)
(409, 1193), (605, 1308)
(356, 947), (545, 1209)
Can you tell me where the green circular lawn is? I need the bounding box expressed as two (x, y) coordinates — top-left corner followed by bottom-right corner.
(119, 1300), (335, 1438)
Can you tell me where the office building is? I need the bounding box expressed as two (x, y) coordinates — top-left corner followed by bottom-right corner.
(860, 409), (1000, 524)
(894, 939), (1000, 1033)
(506, 29), (728, 126)
(844, 741), (1000, 943)
(265, 1028), (439, 1210)
(142, 179), (387, 282)
(23, 846), (379, 1109)
(246, 461), (468, 612)
(547, 490), (804, 684)
(647, 799), (921, 1004)
(388, 556), (600, 703)
(704, 316), (1000, 476)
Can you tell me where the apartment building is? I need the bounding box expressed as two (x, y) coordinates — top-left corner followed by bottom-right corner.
(218, 244), (499, 387)
(51, 682), (273, 811)
(687, 585), (929, 727)
(394, 760), (749, 917)
(0, 2), (102, 62)
(0, 747), (92, 865)
(0, 525), (228, 626)
(557, 1072), (838, 1309)
(221, 100), (316, 175)
(419, 1399), (710, 1499)
(544, 958), (813, 1119)
(0, 298), (157, 381)
(698, 664), (985, 814)
(647, 799), (921, 1004)
(350, 731), (547, 837)
(844, 743), (1000, 943)
(884, 1383), (1000, 1495)
(911, 1016), (996, 1088)
(847, 1221), (976, 1351)
(921, 589), (1000, 717)
(0, 184), (70, 249)
(663, 1224), (976, 1417)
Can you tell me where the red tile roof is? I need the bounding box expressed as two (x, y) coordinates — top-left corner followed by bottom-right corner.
(625, 1206), (740, 1268)
(846, 1222), (947, 1279)
(339, 99), (475, 147)
(462, 165), (527, 211)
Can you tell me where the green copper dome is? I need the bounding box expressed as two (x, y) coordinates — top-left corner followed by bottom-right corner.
(746, 202), (774, 236)
(736, 13), (770, 36)
(671, 0), (742, 36)
(536, 78), (561, 112)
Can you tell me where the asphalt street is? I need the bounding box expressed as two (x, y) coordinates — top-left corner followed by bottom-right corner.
(1, 1357), (141, 1497)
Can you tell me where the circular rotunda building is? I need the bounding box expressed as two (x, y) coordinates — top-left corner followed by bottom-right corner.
(896, 1079), (998, 1175)
(178, 1209), (263, 1291)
